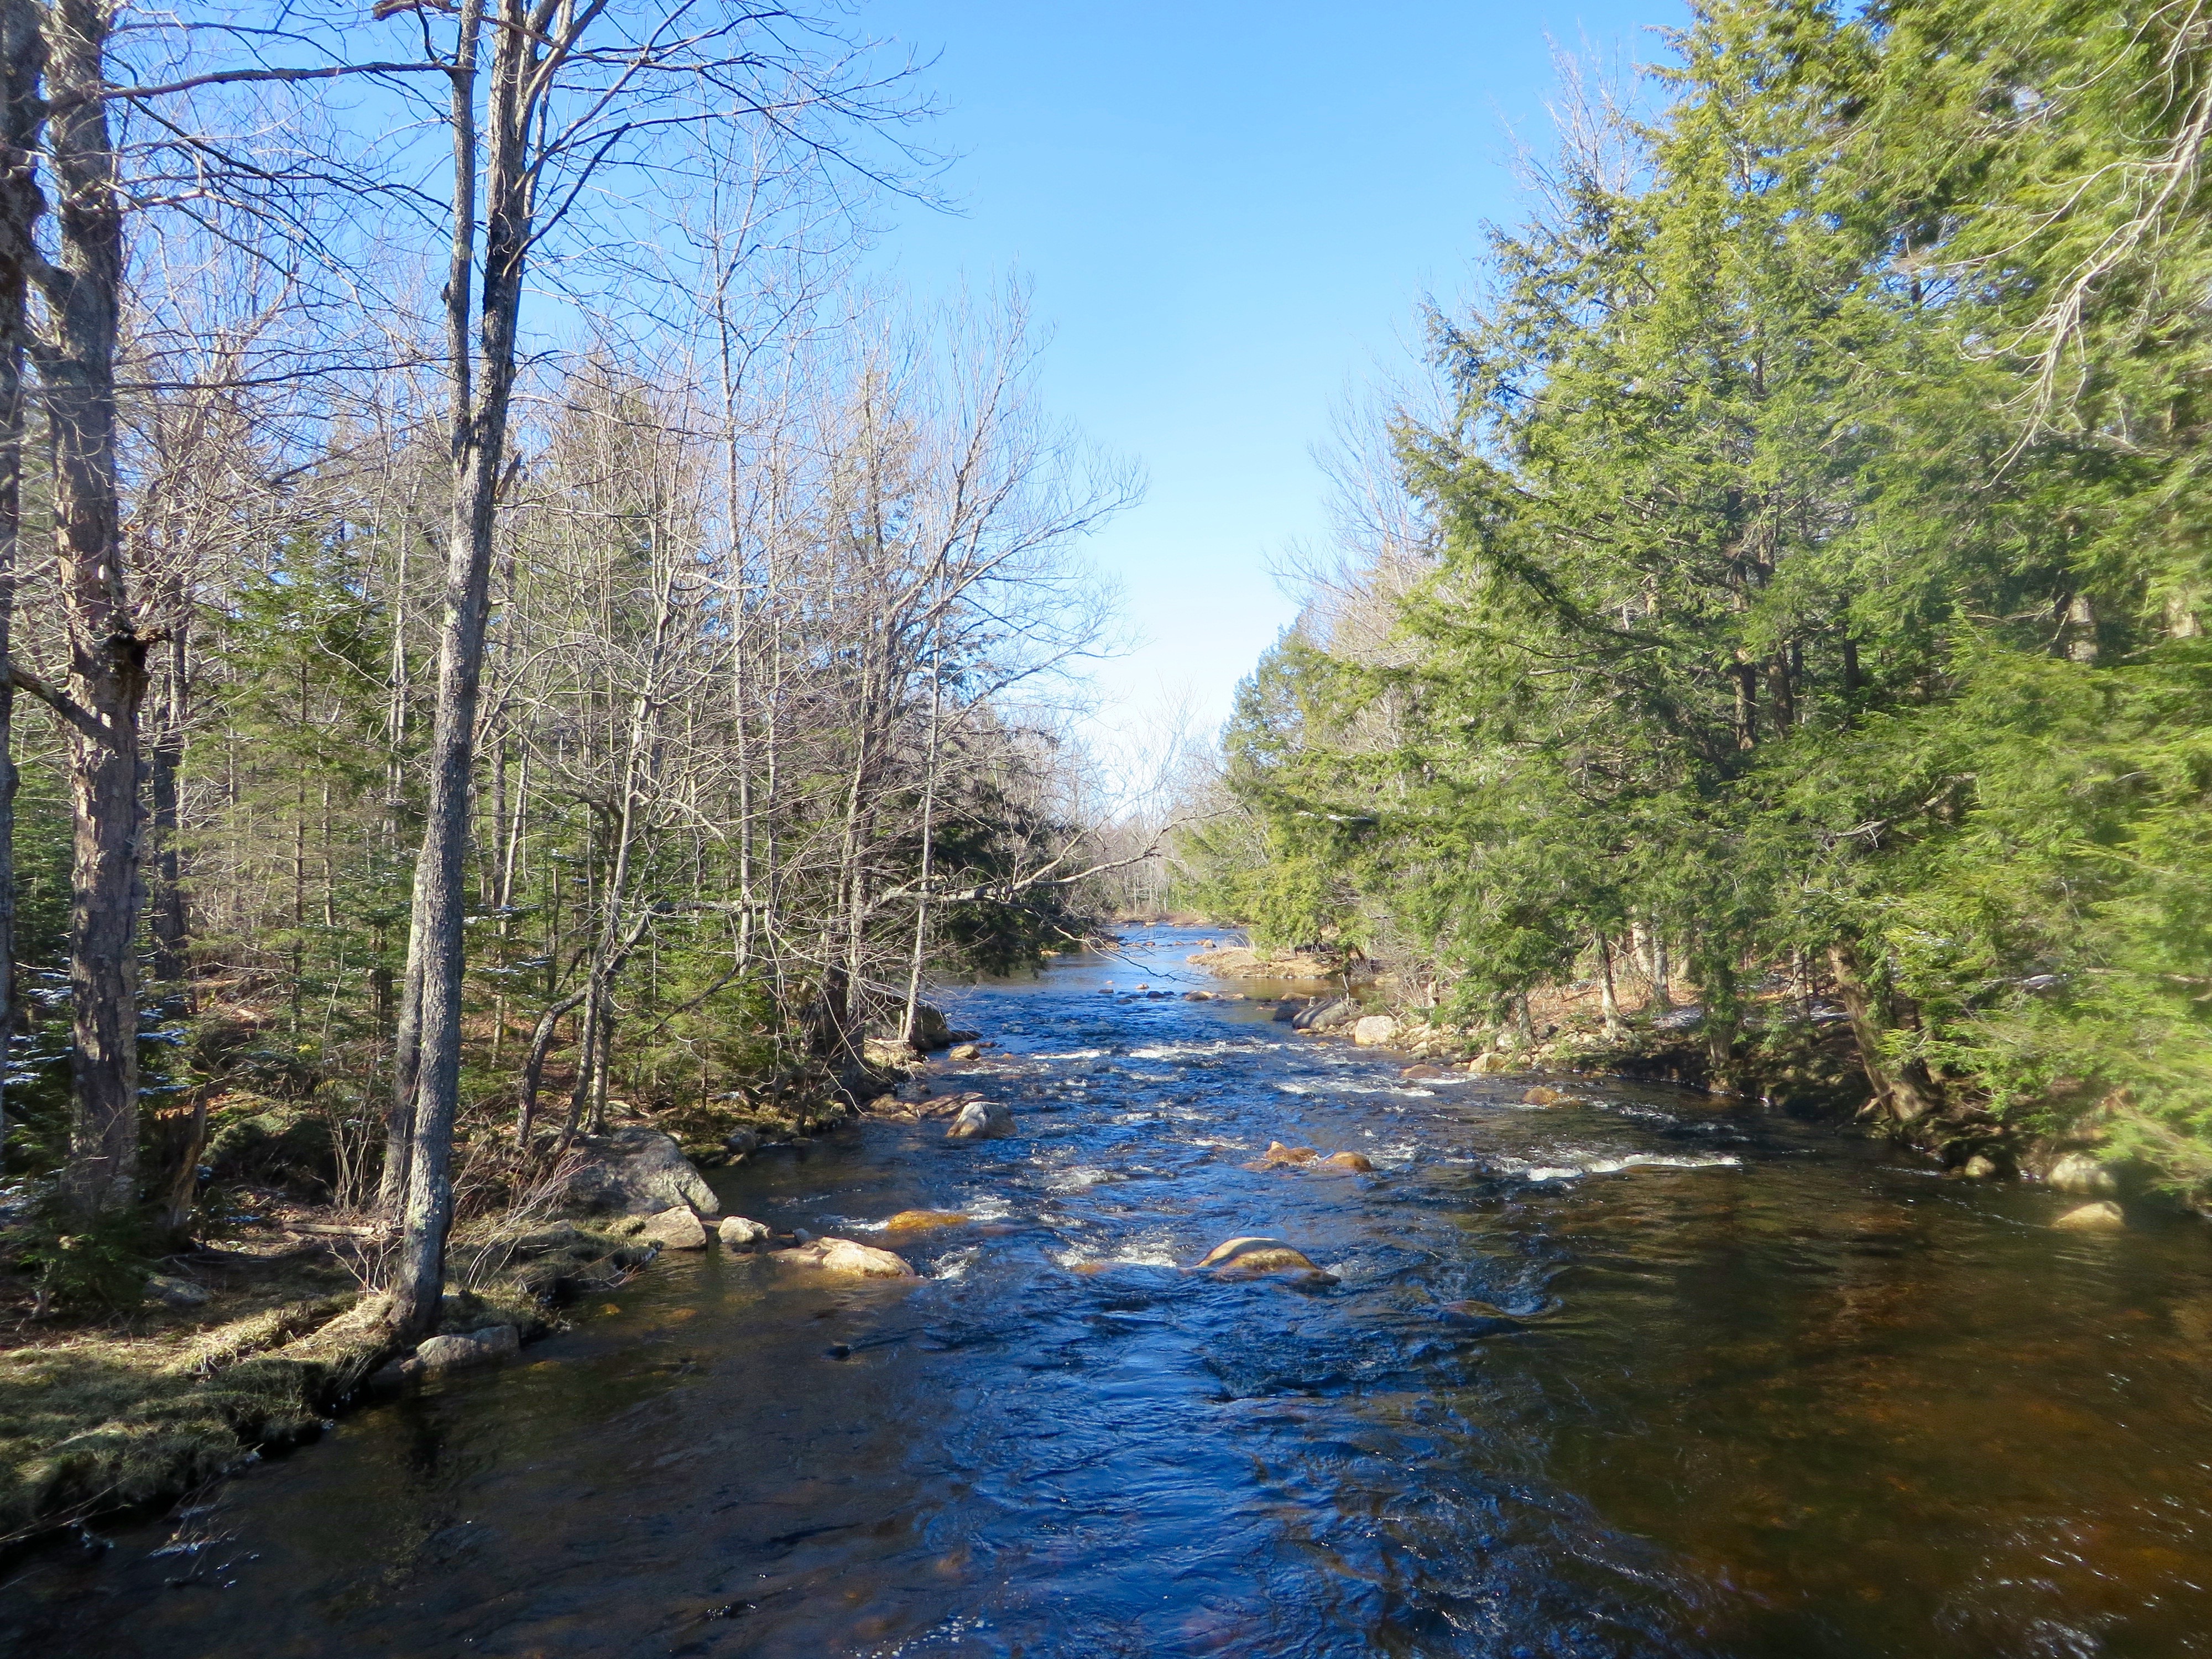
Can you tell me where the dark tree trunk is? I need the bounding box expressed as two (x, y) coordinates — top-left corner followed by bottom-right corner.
(1827, 941), (1942, 1124)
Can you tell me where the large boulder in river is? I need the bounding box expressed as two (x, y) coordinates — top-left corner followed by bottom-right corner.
(1352, 1015), (1399, 1047)
(945, 1099), (1016, 1141)
(768, 1236), (919, 1279)
(558, 1126), (721, 1219)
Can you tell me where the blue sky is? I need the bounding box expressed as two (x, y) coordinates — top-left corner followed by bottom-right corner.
(860, 1), (1691, 771)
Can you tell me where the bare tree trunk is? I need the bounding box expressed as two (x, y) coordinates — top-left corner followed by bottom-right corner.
(900, 637), (943, 1046)
(145, 629), (189, 989)
(1597, 935), (1621, 1039)
(0, 0), (35, 1177)
(395, 0), (514, 1338)
(38, 0), (148, 1217)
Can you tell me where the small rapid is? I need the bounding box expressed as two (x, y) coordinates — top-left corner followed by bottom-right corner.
(7, 927), (2211, 1658)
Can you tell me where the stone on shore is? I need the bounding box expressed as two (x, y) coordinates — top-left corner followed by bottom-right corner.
(2054, 1201), (2126, 1231)
(143, 1274), (211, 1310)
(1468, 1051), (1513, 1074)
(945, 1099), (1016, 1141)
(415, 1323), (521, 1375)
(558, 1126), (721, 1218)
(1292, 997), (1358, 1032)
(635, 1207), (709, 1249)
(1352, 1015), (1399, 1047)
(769, 1236), (919, 1279)
(717, 1215), (773, 1250)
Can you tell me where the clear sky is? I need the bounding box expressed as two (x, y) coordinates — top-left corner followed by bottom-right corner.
(862, 2), (1691, 774)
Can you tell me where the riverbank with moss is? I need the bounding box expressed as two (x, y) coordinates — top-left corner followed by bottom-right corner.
(0, 1045), (906, 1552)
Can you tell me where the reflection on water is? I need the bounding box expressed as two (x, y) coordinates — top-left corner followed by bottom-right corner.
(7, 928), (2211, 1658)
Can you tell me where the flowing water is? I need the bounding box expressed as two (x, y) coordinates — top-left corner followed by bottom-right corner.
(7, 927), (2212, 1658)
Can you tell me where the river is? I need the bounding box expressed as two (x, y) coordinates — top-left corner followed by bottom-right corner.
(6, 926), (2212, 1657)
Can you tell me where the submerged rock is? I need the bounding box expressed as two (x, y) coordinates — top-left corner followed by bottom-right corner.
(1352, 1015), (1399, 1047)
(559, 1126), (721, 1219)
(1194, 1237), (1336, 1283)
(415, 1323), (521, 1375)
(634, 1207), (708, 1250)
(768, 1236), (919, 1279)
(945, 1100), (1016, 1141)
(1522, 1085), (1569, 1106)
(881, 1209), (971, 1234)
(2054, 1201), (2126, 1231)
(717, 1215), (773, 1250)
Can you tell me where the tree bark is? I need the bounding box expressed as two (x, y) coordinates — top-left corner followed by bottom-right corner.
(1826, 941), (1941, 1124)
(39, 0), (149, 1217)
(393, 0), (507, 1337)
(0, 0), (38, 1177)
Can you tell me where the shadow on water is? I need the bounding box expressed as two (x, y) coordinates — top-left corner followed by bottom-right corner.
(6, 926), (2211, 1657)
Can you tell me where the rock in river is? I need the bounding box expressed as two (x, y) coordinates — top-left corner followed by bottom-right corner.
(558, 1126), (721, 1219)
(635, 1207), (708, 1250)
(1321, 1151), (1375, 1172)
(416, 1323), (521, 1375)
(1194, 1237), (1337, 1283)
(769, 1237), (919, 1279)
(2053, 1201), (2126, 1232)
(717, 1215), (773, 1250)
(945, 1099), (1016, 1141)
(881, 1209), (971, 1234)
(1352, 1015), (1399, 1046)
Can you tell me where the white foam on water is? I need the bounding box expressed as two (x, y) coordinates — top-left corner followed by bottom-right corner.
(1047, 1165), (1125, 1192)
(1499, 1152), (1743, 1182)
(931, 1245), (979, 1281)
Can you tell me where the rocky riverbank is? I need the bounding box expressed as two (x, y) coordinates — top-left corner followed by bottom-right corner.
(1225, 967), (2172, 1227)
